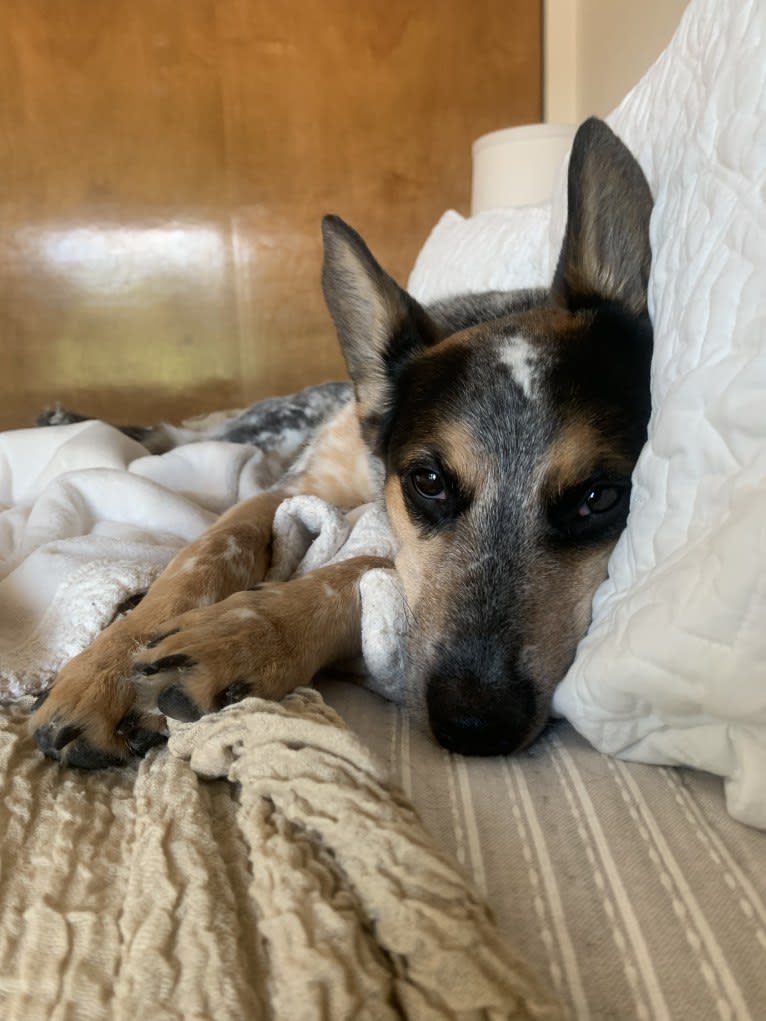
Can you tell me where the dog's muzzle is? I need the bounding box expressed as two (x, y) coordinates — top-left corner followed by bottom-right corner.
(424, 638), (538, 756)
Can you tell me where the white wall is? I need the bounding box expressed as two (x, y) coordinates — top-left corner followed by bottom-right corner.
(544, 0), (689, 123)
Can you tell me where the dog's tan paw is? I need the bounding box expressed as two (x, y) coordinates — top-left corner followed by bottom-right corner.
(132, 590), (309, 722)
(29, 655), (167, 769)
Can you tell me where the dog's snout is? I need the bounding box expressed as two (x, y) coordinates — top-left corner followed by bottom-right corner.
(425, 642), (538, 756)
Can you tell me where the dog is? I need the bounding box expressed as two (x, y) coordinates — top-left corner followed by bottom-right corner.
(30, 117), (653, 767)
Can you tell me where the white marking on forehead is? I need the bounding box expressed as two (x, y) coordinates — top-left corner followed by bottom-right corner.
(498, 336), (539, 399)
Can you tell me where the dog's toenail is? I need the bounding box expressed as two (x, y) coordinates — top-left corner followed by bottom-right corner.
(157, 685), (202, 722)
(50, 724), (83, 751)
(31, 690), (50, 712)
(146, 629), (179, 649)
(126, 728), (168, 756)
(116, 711), (140, 736)
(66, 740), (125, 770)
(135, 653), (193, 676)
(34, 726), (61, 758)
(220, 681), (252, 708)
(113, 592), (146, 618)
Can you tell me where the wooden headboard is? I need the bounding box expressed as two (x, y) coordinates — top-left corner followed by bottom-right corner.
(0, 0), (541, 429)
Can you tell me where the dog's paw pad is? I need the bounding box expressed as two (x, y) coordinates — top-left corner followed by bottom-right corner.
(157, 685), (202, 722)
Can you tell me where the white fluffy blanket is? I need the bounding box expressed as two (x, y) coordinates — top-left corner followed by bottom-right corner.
(0, 418), (407, 703)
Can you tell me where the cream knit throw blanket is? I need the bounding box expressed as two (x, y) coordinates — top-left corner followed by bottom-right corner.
(0, 691), (560, 1020)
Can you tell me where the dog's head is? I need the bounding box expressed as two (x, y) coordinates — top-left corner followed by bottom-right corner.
(322, 118), (653, 755)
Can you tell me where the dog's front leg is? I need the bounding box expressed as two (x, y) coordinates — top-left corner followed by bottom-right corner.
(29, 490), (286, 767)
(131, 555), (392, 721)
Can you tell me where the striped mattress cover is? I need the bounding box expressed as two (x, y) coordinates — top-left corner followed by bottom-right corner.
(324, 680), (766, 1021)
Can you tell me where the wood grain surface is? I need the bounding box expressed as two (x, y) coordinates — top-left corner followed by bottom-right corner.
(0, 0), (541, 429)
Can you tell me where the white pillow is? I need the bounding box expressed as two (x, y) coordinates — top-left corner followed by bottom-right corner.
(407, 205), (551, 304)
(553, 0), (766, 829)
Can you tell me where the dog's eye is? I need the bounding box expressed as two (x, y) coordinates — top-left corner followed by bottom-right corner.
(401, 459), (469, 531)
(410, 468), (446, 501)
(548, 474), (631, 543)
(578, 484), (621, 516)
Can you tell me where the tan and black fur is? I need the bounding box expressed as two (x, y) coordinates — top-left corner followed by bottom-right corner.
(30, 117), (653, 766)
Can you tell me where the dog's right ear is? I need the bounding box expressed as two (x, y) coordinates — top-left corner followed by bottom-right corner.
(551, 118), (653, 316)
(321, 215), (443, 445)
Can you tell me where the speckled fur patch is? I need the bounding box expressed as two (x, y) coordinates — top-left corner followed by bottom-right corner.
(37, 382), (354, 469)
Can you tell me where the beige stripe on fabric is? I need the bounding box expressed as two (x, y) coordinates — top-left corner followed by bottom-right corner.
(506, 760), (590, 1019)
(660, 767), (766, 945)
(502, 762), (567, 1002)
(455, 755), (489, 898)
(399, 708), (414, 802)
(548, 731), (670, 1021)
(613, 761), (752, 1021)
(443, 747), (470, 872)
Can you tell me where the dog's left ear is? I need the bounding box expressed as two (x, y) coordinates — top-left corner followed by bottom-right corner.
(321, 215), (443, 444)
(552, 118), (653, 316)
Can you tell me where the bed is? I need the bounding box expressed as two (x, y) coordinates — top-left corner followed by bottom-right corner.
(1, 0), (764, 1017)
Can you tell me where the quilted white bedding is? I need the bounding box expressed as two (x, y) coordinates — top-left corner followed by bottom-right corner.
(410, 0), (766, 829)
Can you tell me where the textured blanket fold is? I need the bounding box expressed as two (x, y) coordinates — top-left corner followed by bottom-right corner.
(0, 692), (560, 1020)
(169, 690), (560, 1019)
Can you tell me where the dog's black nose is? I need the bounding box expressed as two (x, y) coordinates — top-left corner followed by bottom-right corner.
(425, 651), (538, 757)
(428, 709), (529, 757)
